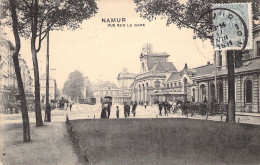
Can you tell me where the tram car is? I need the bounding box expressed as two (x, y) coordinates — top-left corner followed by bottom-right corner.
(101, 96), (113, 106)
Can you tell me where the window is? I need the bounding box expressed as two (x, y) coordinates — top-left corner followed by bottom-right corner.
(167, 84), (169, 88)
(192, 88), (195, 102)
(245, 80), (252, 103)
(219, 54), (222, 67)
(178, 82), (181, 86)
(174, 83), (177, 86)
(171, 83), (173, 87)
(200, 84), (206, 102)
(257, 41), (260, 57)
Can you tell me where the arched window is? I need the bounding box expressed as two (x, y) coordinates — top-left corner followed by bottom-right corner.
(183, 78), (188, 93)
(245, 80), (252, 103)
(200, 84), (206, 101)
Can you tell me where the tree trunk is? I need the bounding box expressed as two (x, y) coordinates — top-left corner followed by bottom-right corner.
(12, 53), (31, 141)
(31, 47), (43, 126)
(30, 0), (43, 126)
(9, 0), (30, 142)
(227, 50), (236, 123)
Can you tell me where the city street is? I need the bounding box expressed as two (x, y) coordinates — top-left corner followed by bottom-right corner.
(1, 103), (259, 125)
(0, 103), (260, 165)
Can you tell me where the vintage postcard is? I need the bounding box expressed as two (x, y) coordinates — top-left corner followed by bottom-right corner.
(0, 0), (260, 164)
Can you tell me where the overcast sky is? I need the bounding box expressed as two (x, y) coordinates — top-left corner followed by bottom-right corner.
(4, 0), (213, 89)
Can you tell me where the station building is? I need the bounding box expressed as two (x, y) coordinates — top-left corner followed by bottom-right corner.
(131, 26), (260, 113)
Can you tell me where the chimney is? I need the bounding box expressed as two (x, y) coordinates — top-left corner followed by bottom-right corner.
(184, 63), (188, 69)
(207, 61), (210, 65)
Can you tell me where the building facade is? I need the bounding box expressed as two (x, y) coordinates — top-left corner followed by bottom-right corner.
(116, 68), (136, 104)
(38, 73), (57, 104)
(191, 25), (260, 113)
(0, 28), (33, 113)
(92, 81), (120, 104)
(130, 33), (260, 113)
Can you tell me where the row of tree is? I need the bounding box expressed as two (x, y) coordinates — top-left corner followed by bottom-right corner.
(0, 0), (98, 142)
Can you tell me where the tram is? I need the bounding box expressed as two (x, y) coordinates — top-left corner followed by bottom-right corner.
(101, 96), (113, 106)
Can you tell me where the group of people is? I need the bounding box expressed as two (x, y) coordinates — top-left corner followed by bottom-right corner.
(158, 101), (172, 116)
(100, 101), (138, 119)
(124, 101), (138, 118)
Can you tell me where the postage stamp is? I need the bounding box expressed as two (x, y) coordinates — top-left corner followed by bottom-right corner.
(213, 3), (253, 50)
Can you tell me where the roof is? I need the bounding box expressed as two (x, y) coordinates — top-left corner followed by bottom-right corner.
(190, 64), (214, 76)
(217, 58), (260, 76)
(117, 72), (137, 79)
(167, 72), (181, 81)
(97, 81), (118, 89)
(151, 62), (177, 72)
(193, 58), (260, 80)
(0, 39), (15, 50)
(129, 82), (135, 88)
(147, 52), (169, 57)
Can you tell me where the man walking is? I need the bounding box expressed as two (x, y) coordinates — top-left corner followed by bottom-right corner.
(116, 106), (119, 119)
(107, 104), (111, 118)
(45, 103), (51, 122)
(159, 102), (162, 116)
(69, 103), (72, 111)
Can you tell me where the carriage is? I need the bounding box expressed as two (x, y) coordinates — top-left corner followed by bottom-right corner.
(171, 100), (228, 116)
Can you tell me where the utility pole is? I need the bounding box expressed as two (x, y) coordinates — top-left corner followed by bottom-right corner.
(214, 51), (218, 101)
(45, 31), (51, 122)
(46, 31), (49, 106)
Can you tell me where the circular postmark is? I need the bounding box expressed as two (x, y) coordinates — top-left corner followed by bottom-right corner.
(193, 7), (249, 51)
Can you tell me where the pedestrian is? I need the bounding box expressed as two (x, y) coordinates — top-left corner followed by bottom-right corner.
(101, 104), (107, 119)
(127, 104), (130, 117)
(45, 103), (51, 122)
(107, 104), (111, 118)
(144, 101), (147, 109)
(159, 102), (162, 116)
(69, 103), (72, 111)
(124, 102), (128, 119)
(116, 106), (119, 119)
(164, 102), (168, 116)
(132, 104), (136, 117)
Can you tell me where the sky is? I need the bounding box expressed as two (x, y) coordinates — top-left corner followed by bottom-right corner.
(3, 0), (213, 89)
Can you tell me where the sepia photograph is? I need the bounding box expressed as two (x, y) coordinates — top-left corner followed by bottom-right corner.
(0, 0), (260, 164)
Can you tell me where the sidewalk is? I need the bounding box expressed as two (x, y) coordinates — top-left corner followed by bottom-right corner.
(0, 110), (79, 165)
(236, 112), (260, 117)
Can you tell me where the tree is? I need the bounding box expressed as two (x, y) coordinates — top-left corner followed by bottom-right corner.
(1, 0), (31, 142)
(134, 0), (260, 122)
(1, 0), (98, 126)
(63, 70), (85, 101)
(55, 88), (61, 100)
